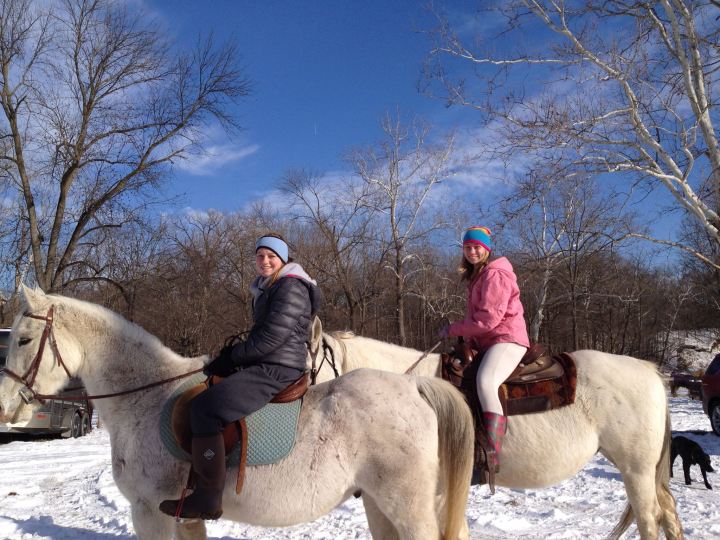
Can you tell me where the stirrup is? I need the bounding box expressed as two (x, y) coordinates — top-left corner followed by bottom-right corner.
(470, 446), (497, 493)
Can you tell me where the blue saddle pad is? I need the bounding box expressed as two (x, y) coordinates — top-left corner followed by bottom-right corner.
(159, 373), (302, 466)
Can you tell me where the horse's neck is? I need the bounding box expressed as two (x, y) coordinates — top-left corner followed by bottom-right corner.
(340, 336), (441, 376)
(69, 308), (201, 399)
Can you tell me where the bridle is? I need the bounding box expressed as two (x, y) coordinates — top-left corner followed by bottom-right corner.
(0, 306), (73, 404)
(0, 305), (203, 404)
(309, 336), (339, 385)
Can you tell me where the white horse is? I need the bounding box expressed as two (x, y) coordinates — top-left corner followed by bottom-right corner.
(0, 288), (475, 540)
(313, 331), (683, 540)
(309, 331), (442, 384)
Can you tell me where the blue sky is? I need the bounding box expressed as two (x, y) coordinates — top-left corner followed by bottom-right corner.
(138, 0), (688, 264)
(144, 0), (481, 212)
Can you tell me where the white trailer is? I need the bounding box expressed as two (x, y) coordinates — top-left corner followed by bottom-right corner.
(0, 328), (92, 438)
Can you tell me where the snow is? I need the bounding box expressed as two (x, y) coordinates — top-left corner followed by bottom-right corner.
(0, 395), (717, 539)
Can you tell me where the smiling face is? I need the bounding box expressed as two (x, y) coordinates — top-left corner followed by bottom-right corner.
(463, 243), (489, 266)
(255, 247), (284, 278)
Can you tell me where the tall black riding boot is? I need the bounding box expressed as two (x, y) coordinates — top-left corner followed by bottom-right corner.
(159, 434), (226, 520)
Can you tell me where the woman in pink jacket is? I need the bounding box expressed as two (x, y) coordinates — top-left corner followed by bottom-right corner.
(442, 226), (529, 471)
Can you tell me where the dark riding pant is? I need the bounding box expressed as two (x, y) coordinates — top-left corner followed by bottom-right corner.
(190, 363), (304, 436)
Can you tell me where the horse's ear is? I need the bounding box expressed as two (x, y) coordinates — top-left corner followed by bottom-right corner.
(20, 285), (46, 312)
(309, 316), (323, 355)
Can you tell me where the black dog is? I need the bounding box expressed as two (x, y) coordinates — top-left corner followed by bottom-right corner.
(670, 436), (714, 489)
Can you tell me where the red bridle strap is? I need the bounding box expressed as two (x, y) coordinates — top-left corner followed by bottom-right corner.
(0, 306), (73, 403)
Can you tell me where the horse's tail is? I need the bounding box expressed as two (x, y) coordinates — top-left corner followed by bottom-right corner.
(416, 376), (474, 540)
(608, 398), (684, 540)
(656, 403), (684, 539)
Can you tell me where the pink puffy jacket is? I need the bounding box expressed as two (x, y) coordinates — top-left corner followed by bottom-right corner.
(448, 257), (530, 351)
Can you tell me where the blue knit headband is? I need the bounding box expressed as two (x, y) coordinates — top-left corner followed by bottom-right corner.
(462, 226), (492, 252)
(256, 236), (289, 263)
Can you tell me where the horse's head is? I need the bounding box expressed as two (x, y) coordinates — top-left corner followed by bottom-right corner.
(0, 286), (82, 422)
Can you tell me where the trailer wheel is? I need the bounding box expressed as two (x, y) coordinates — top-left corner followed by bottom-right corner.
(80, 411), (91, 436)
(70, 413), (83, 438)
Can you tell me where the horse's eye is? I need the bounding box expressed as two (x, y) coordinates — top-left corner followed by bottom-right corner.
(18, 338), (32, 347)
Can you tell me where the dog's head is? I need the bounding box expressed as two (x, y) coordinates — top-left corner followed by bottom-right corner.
(692, 448), (715, 473)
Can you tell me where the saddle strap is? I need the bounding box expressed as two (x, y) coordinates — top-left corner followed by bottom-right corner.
(235, 418), (248, 494)
(219, 418), (248, 495)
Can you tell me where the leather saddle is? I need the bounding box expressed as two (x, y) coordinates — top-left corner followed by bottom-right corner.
(170, 372), (310, 495)
(441, 342), (577, 491)
(442, 342), (576, 415)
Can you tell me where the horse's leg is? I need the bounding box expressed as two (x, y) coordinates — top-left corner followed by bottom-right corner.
(458, 516), (470, 540)
(612, 407), (683, 540)
(602, 417), (672, 539)
(394, 499), (441, 540)
(362, 495), (398, 540)
(656, 415), (684, 540)
(616, 466), (661, 539)
(363, 469), (442, 540)
(130, 500), (175, 540)
(365, 493), (461, 540)
(657, 484), (684, 540)
(175, 520), (208, 540)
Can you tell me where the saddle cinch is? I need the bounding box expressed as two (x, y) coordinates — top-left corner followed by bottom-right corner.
(441, 342), (578, 490)
(167, 372), (310, 496)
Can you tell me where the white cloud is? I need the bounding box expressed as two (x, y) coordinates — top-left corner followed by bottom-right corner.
(174, 143), (260, 176)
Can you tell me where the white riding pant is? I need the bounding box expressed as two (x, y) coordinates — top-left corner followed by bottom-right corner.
(476, 342), (527, 416)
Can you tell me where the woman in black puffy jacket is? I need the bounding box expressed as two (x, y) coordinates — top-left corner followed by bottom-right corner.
(160, 233), (323, 520)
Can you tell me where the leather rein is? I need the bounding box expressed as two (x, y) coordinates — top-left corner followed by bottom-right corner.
(404, 340), (442, 374)
(0, 305), (203, 404)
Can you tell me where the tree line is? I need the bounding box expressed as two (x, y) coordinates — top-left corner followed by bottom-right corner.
(3, 194), (715, 369)
(0, 0), (719, 368)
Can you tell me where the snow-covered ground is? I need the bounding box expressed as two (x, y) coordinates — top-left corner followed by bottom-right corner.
(0, 392), (717, 539)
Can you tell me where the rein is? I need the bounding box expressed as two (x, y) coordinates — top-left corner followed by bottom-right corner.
(45, 368), (206, 402)
(404, 340), (442, 374)
(0, 305), (205, 403)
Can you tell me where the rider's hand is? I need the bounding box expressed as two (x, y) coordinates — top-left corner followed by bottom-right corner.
(204, 346), (236, 377)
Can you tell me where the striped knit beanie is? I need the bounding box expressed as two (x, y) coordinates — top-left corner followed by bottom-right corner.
(462, 226), (492, 252)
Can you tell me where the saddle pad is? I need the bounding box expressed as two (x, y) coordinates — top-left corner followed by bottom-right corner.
(159, 373), (302, 466)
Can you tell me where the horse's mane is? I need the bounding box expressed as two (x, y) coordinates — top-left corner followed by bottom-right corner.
(47, 293), (168, 352)
(351, 335), (423, 355)
(328, 330), (355, 340)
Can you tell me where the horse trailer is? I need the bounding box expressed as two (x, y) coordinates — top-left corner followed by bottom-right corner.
(0, 328), (92, 438)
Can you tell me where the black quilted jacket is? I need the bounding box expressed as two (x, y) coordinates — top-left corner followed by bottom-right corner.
(230, 276), (323, 370)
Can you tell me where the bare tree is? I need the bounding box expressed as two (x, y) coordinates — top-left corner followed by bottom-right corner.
(282, 168), (385, 331)
(425, 0), (720, 268)
(500, 169), (636, 347)
(349, 113), (455, 345)
(0, 0), (250, 292)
